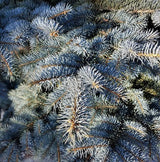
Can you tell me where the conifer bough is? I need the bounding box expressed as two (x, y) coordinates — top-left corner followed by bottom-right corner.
(0, 0), (160, 161)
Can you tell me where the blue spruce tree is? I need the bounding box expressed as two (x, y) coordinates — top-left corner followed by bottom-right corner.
(0, 0), (160, 161)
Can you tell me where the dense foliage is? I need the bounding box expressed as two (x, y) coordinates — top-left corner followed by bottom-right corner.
(0, 0), (160, 161)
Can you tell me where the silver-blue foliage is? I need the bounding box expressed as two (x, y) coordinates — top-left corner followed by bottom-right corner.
(0, 0), (160, 161)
